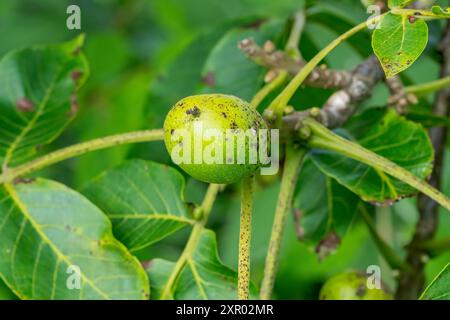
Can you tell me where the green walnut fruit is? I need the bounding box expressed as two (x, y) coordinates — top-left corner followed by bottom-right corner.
(163, 94), (268, 184)
(319, 271), (393, 300)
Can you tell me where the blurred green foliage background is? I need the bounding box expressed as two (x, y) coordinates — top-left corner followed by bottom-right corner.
(0, 0), (449, 299)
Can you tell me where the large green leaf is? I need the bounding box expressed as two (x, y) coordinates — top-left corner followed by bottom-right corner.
(294, 158), (360, 242)
(200, 19), (283, 101)
(0, 179), (149, 300)
(146, 229), (257, 299)
(372, 12), (428, 78)
(420, 263), (450, 300)
(0, 35), (89, 167)
(83, 160), (193, 252)
(388, 0), (416, 9)
(310, 108), (433, 204)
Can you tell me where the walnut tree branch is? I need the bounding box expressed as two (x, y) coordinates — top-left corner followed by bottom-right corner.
(396, 19), (450, 300)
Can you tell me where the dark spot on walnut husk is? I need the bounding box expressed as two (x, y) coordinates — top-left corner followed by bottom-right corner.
(221, 112), (227, 118)
(13, 177), (36, 185)
(170, 129), (175, 135)
(16, 97), (35, 112)
(186, 106), (201, 117)
(230, 121), (238, 130)
(315, 232), (341, 260)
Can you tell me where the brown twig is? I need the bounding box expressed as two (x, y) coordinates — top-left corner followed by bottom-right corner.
(395, 20), (450, 300)
(385, 75), (419, 114)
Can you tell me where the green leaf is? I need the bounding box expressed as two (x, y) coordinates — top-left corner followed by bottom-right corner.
(294, 158), (360, 242)
(200, 19), (283, 101)
(420, 263), (450, 300)
(388, 0), (416, 9)
(372, 12), (428, 78)
(0, 179), (149, 300)
(0, 279), (16, 300)
(146, 229), (257, 299)
(0, 35), (89, 167)
(431, 6), (450, 17)
(310, 108), (433, 204)
(73, 71), (152, 187)
(83, 160), (193, 252)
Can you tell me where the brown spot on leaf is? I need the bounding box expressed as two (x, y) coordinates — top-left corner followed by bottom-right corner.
(68, 94), (78, 116)
(408, 16), (417, 24)
(201, 72), (215, 87)
(241, 18), (267, 30)
(13, 177), (36, 185)
(71, 70), (83, 82)
(292, 208), (304, 240)
(16, 97), (35, 112)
